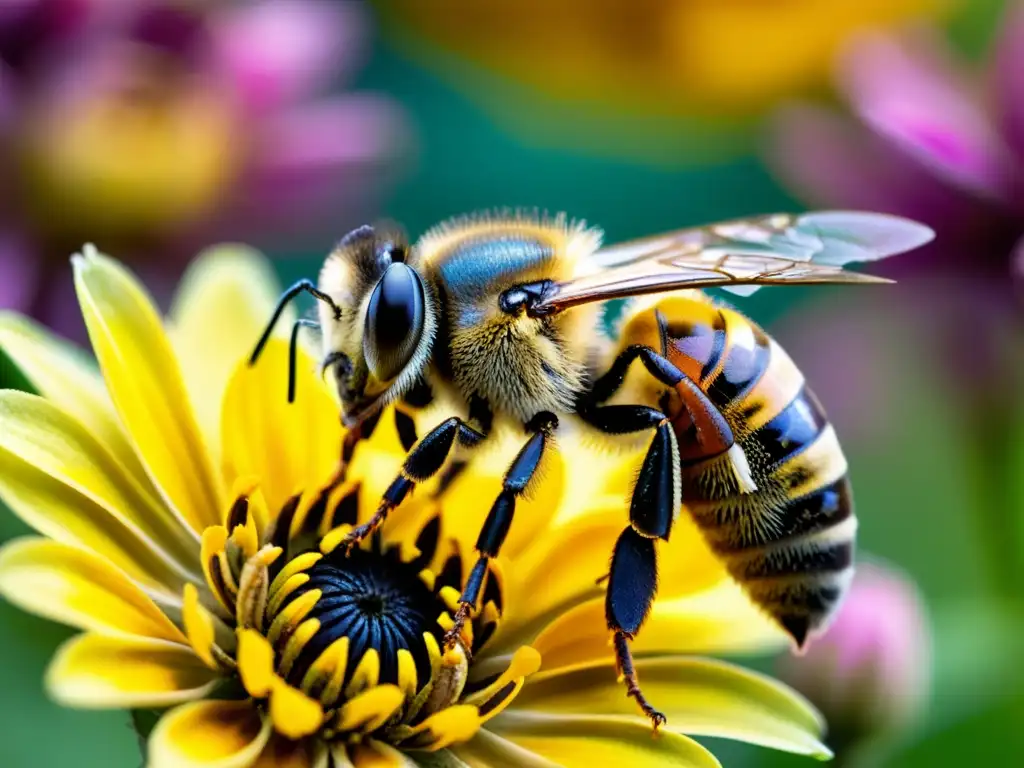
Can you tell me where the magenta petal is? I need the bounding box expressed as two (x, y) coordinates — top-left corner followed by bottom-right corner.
(992, 2), (1024, 170)
(210, 96), (410, 245)
(836, 30), (1020, 203)
(766, 104), (993, 234)
(210, 0), (368, 115)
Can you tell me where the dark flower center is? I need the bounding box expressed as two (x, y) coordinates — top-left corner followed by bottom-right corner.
(285, 547), (446, 691)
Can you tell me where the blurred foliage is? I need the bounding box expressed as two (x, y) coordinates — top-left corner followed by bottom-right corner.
(2, 0), (1024, 765)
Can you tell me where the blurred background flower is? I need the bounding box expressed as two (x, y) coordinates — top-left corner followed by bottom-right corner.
(777, 562), (931, 766)
(374, 0), (951, 162)
(0, 0), (408, 338)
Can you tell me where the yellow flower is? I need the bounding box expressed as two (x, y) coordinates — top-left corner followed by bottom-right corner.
(380, 0), (950, 116)
(0, 245), (831, 766)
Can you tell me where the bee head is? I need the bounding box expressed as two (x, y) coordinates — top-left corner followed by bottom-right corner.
(318, 224), (435, 426)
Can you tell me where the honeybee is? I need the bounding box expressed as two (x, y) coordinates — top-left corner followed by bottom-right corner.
(250, 210), (933, 727)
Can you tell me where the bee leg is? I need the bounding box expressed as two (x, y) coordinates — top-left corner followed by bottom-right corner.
(602, 413), (682, 730)
(444, 412), (558, 649)
(608, 529), (666, 731)
(583, 343), (684, 405)
(340, 417), (486, 554)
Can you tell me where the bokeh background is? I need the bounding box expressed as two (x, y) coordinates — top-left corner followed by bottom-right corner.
(1, 0), (1023, 765)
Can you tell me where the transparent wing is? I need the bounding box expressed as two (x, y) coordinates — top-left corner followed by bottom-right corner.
(534, 211), (934, 311)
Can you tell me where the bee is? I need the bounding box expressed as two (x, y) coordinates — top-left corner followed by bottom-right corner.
(250, 209), (933, 728)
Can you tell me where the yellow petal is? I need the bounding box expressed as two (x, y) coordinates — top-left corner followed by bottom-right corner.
(514, 656), (830, 758)
(486, 511), (626, 654)
(73, 248), (223, 532)
(489, 713), (721, 767)
(46, 633), (217, 708)
(221, 339), (342, 518)
(335, 685), (404, 732)
(0, 394), (194, 595)
(148, 699), (271, 768)
(169, 245), (284, 462)
(237, 629), (276, 698)
(183, 583), (218, 668)
(269, 679), (324, 739)
(0, 537), (185, 643)
(530, 579), (785, 672)
(0, 312), (152, 491)
(450, 729), (562, 768)
(0, 390), (200, 576)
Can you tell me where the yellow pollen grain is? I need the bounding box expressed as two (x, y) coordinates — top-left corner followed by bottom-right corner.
(268, 552), (322, 598)
(396, 648), (418, 699)
(318, 637), (351, 707)
(236, 630), (276, 698)
(320, 525), (354, 555)
(269, 679), (324, 739)
(336, 684), (404, 733)
(438, 586), (462, 613)
(299, 635), (347, 698)
(279, 618), (321, 678)
(267, 589), (321, 648)
(344, 649), (381, 699)
(266, 573), (311, 620)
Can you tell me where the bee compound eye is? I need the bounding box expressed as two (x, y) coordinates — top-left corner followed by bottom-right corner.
(364, 262), (425, 382)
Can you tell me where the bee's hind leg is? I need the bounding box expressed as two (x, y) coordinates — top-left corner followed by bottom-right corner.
(443, 411), (558, 650)
(575, 398), (680, 730)
(608, 525), (668, 731)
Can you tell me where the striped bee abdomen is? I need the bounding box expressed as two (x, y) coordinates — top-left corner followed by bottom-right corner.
(616, 294), (856, 648)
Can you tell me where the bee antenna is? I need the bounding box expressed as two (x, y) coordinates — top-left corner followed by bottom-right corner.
(250, 279), (341, 366)
(288, 319), (320, 403)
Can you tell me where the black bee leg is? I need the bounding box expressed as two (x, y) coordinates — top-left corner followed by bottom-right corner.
(341, 417), (486, 554)
(444, 412), (558, 649)
(581, 343), (747, 476)
(583, 342), (685, 405)
(607, 417), (682, 730)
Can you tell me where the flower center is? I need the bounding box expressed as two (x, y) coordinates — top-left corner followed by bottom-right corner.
(284, 546), (445, 691)
(198, 480), (533, 750)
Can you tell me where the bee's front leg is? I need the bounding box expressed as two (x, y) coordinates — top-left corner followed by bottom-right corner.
(443, 411), (558, 650)
(340, 416), (485, 554)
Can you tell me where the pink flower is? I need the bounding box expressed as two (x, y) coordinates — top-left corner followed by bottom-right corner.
(777, 562), (931, 757)
(768, 8), (1024, 279)
(0, 1), (408, 339)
